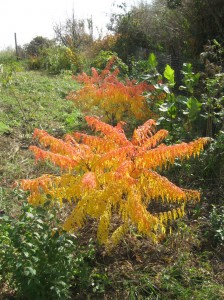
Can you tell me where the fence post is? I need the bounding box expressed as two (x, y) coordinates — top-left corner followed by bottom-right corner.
(14, 33), (19, 60)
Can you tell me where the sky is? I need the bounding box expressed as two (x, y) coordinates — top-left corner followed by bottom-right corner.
(0, 0), (149, 50)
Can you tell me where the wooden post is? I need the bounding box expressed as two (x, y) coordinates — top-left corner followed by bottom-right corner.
(14, 33), (19, 60)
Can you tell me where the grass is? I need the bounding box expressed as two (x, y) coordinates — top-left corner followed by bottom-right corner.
(0, 66), (81, 215)
(0, 69), (81, 135)
(0, 60), (224, 299)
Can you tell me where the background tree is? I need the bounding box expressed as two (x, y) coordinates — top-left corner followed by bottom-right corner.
(108, 0), (224, 61)
(180, 0), (224, 56)
(108, 2), (153, 62)
(24, 36), (53, 57)
(108, 1), (190, 61)
(53, 12), (94, 72)
(53, 12), (93, 51)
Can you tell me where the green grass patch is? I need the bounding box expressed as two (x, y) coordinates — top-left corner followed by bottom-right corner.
(0, 68), (82, 216)
(0, 70), (81, 135)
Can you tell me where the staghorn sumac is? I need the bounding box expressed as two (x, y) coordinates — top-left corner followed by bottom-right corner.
(20, 116), (209, 249)
(67, 59), (156, 125)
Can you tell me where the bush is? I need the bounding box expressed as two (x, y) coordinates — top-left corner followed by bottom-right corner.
(20, 116), (209, 250)
(129, 53), (160, 80)
(67, 61), (152, 125)
(26, 55), (42, 70)
(26, 46), (77, 74)
(91, 50), (128, 76)
(0, 201), (95, 299)
(24, 36), (52, 57)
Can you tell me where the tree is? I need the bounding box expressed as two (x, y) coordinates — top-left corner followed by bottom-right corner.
(53, 12), (94, 72)
(24, 36), (53, 57)
(158, 0), (224, 56)
(166, 0), (182, 9)
(108, 0), (224, 60)
(108, 1), (190, 59)
(108, 2), (154, 62)
(182, 0), (224, 55)
(53, 12), (93, 51)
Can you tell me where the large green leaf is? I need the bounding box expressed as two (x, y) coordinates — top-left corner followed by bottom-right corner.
(164, 64), (175, 86)
(148, 53), (158, 69)
(186, 97), (202, 120)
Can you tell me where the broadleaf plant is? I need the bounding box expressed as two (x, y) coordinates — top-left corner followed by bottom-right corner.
(20, 116), (209, 249)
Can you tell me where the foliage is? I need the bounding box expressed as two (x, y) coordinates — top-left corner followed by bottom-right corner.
(164, 60), (224, 139)
(184, 0), (224, 55)
(164, 64), (175, 87)
(167, 0), (182, 9)
(24, 36), (53, 57)
(90, 34), (119, 57)
(200, 39), (224, 74)
(65, 47), (84, 73)
(200, 73), (224, 137)
(0, 64), (223, 298)
(24, 35), (84, 73)
(108, 1), (190, 59)
(129, 52), (160, 80)
(25, 45), (77, 74)
(41, 46), (76, 74)
(108, 2), (154, 62)
(0, 58), (24, 89)
(0, 202), (95, 299)
(151, 56), (223, 142)
(25, 55), (43, 70)
(67, 59), (153, 125)
(200, 130), (224, 181)
(209, 205), (224, 246)
(52, 13), (95, 73)
(145, 61), (203, 140)
(20, 116), (209, 250)
(108, 0), (224, 60)
(91, 50), (128, 75)
(180, 62), (200, 94)
(198, 42), (224, 137)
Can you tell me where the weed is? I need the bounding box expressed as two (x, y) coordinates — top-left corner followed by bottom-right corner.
(0, 201), (96, 299)
(209, 205), (224, 246)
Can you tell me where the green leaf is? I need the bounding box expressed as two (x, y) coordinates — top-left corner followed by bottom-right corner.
(25, 266), (36, 276)
(148, 53), (158, 68)
(25, 212), (34, 219)
(186, 97), (202, 120)
(36, 218), (44, 224)
(159, 104), (169, 112)
(26, 242), (34, 248)
(164, 64), (175, 86)
(33, 232), (41, 239)
(23, 251), (29, 258)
